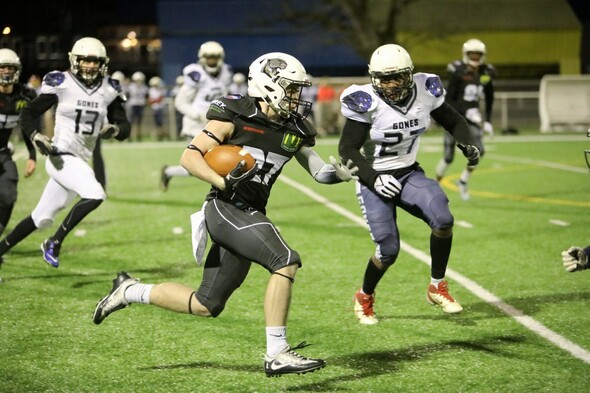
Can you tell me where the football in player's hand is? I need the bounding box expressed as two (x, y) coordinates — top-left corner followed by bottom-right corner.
(204, 145), (256, 176)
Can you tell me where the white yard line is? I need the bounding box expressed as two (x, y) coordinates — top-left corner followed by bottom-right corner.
(280, 175), (590, 365)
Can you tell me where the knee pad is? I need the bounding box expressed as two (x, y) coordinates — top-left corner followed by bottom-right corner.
(376, 236), (400, 267)
(430, 194), (454, 229)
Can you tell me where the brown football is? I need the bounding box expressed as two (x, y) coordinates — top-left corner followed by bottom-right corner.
(204, 145), (256, 176)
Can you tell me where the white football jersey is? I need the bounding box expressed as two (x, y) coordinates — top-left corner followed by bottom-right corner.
(340, 73), (445, 171)
(40, 71), (121, 162)
(176, 63), (232, 137)
(127, 81), (148, 107)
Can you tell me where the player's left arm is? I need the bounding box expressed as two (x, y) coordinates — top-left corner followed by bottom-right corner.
(432, 102), (480, 166)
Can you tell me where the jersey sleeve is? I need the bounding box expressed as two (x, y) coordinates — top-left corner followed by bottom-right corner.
(40, 71), (66, 95)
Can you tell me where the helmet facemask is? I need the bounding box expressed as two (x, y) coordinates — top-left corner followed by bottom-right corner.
(72, 56), (107, 86)
(371, 69), (414, 106)
(198, 41), (225, 75)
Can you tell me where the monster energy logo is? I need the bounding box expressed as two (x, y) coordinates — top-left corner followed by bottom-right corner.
(281, 133), (302, 152)
(16, 100), (28, 111)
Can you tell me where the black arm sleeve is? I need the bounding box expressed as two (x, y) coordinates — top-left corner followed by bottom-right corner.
(445, 73), (461, 112)
(106, 97), (131, 141)
(338, 118), (379, 187)
(19, 94), (58, 139)
(431, 102), (473, 145)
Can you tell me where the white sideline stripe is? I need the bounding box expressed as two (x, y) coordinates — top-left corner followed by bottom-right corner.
(549, 219), (570, 227)
(486, 154), (587, 174)
(455, 220), (474, 228)
(279, 175), (590, 365)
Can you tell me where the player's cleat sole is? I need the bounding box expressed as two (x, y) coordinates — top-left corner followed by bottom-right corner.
(353, 288), (378, 325)
(93, 271), (139, 324)
(264, 342), (326, 377)
(427, 280), (463, 314)
(41, 238), (60, 268)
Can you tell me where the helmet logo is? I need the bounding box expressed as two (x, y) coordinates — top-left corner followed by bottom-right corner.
(263, 58), (287, 79)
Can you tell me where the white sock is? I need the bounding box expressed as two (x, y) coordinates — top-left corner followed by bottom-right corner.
(166, 165), (191, 177)
(435, 159), (448, 179)
(266, 326), (288, 357)
(430, 278), (443, 288)
(124, 283), (153, 304)
(460, 168), (472, 183)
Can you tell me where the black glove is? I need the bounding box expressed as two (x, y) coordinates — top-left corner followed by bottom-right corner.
(99, 124), (120, 139)
(457, 144), (480, 167)
(224, 160), (258, 190)
(31, 131), (53, 156)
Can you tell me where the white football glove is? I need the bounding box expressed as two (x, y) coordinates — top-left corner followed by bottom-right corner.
(374, 174), (402, 199)
(329, 155), (359, 182)
(465, 108), (482, 125)
(561, 246), (589, 272)
(99, 124), (120, 139)
(483, 121), (494, 138)
(31, 131), (53, 156)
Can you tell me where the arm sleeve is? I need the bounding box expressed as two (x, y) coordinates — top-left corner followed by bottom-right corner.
(19, 94), (58, 140)
(294, 146), (341, 184)
(107, 97), (131, 141)
(338, 118), (379, 186)
(431, 102), (474, 145)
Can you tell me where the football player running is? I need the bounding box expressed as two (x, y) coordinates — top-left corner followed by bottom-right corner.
(93, 52), (358, 377)
(160, 41), (233, 191)
(0, 48), (37, 274)
(435, 38), (496, 200)
(339, 44), (480, 325)
(0, 37), (130, 268)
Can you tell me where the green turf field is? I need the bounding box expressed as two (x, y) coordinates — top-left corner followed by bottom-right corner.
(0, 130), (588, 392)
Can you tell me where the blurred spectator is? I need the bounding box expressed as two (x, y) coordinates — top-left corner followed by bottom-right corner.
(148, 76), (168, 140)
(127, 71), (148, 141)
(314, 78), (337, 136)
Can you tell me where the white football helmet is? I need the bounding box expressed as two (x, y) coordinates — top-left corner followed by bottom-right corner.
(149, 76), (162, 87)
(0, 49), (21, 85)
(369, 44), (414, 105)
(462, 38), (486, 66)
(69, 37), (109, 85)
(198, 41), (225, 75)
(247, 52), (312, 120)
(131, 71), (146, 83)
(232, 72), (246, 84)
(111, 70), (125, 82)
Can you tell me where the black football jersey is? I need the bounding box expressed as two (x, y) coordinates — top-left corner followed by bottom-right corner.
(445, 60), (496, 121)
(205, 95), (317, 213)
(0, 84), (37, 155)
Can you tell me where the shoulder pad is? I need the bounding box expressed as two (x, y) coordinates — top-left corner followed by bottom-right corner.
(43, 71), (66, 87)
(342, 91), (373, 113)
(447, 61), (459, 73)
(187, 70), (202, 83)
(108, 77), (123, 92)
(424, 76), (444, 97)
(485, 63), (497, 77)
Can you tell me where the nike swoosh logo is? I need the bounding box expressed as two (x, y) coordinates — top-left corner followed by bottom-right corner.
(268, 362), (291, 370)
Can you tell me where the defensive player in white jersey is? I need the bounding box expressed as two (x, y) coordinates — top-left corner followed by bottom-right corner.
(338, 44), (480, 325)
(0, 37), (130, 268)
(160, 41), (233, 191)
